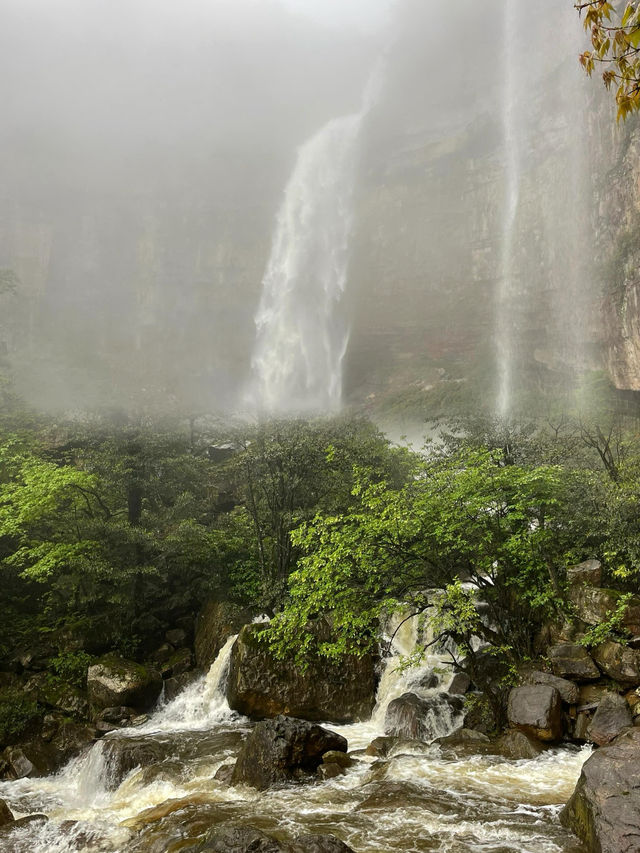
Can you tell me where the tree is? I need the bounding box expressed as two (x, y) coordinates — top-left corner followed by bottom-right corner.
(576, 1), (640, 119)
(270, 448), (581, 656)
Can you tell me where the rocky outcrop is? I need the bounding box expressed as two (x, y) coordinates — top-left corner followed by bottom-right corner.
(561, 727), (640, 853)
(525, 671), (579, 705)
(507, 685), (563, 742)
(587, 693), (633, 746)
(384, 692), (463, 743)
(567, 560), (602, 588)
(227, 626), (377, 723)
(548, 644), (600, 682)
(195, 600), (253, 669)
(592, 640), (640, 685)
(569, 587), (640, 637)
(230, 716), (347, 790)
(87, 656), (162, 716)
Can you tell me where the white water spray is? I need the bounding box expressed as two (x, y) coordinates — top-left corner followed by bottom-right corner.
(248, 70), (383, 414)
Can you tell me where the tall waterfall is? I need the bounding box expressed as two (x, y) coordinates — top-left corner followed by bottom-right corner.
(248, 75), (379, 414)
(496, 0), (521, 418)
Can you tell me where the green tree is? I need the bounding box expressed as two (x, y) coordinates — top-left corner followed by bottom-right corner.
(269, 446), (600, 670)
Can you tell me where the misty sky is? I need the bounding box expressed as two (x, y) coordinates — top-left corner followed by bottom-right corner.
(281, 0), (394, 31)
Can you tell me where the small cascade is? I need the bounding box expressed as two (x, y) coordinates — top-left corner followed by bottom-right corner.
(137, 634), (238, 733)
(337, 611), (463, 749)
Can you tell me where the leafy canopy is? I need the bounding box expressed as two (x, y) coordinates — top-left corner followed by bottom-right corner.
(577, 1), (640, 119)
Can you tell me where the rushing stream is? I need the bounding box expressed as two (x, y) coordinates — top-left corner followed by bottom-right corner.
(0, 628), (589, 853)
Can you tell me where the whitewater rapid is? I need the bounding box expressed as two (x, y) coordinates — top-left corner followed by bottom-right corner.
(0, 623), (589, 852)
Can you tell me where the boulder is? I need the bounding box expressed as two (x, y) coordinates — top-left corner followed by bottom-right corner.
(587, 693), (633, 746)
(227, 625), (377, 723)
(24, 674), (89, 718)
(384, 692), (463, 743)
(193, 826), (355, 853)
(548, 644), (600, 682)
(100, 736), (170, 789)
(592, 640), (640, 686)
(567, 559), (602, 588)
(447, 672), (471, 695)
(0, 799), (13, 827)
(0, 742), (58, 779)
(87, 656), (162, 716)
(162, 647), (193, 678)
(230, 715), (347, 790)
(164, 671), (201, 703)
(195, 600), (253, 669)
(569, 587), (640, 637)
(364, 736), (396, 758)
(525, 670), (579, 705)
(507, 685), (563, 742)
(494, 729), (546, 759)
(165, 628), (188, 648)
(561, 727), (640, 853)
(579, 683), (616, 705)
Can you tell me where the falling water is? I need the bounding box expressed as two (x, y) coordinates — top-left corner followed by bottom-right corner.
(247, 66), (384, 414)
(496, 0), (521, 417)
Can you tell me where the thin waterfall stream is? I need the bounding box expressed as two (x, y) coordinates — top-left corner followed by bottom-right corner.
(0, 622), (589, 852)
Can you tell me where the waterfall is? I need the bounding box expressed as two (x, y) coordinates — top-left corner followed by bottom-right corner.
(496, 0), (521, 418)
(247, 67), (383, 415)
(134, 634), (239, 733)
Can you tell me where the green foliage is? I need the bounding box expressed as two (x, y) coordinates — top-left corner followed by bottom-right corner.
(0, 689), (39, 745)
(49, 651), (94, 688)
(577, 1), (640, 119)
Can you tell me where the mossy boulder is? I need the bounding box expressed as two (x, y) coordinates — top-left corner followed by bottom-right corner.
(226, 625), (377, 724)
(87, 655), (162, 716)
(592, 640), (640, 686)
(561, 727), (640, 853)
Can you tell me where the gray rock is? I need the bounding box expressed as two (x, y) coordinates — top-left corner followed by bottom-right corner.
(592, 640), (640, 685)
(526, 670), (579, 704)
(384, 692), (463, 743)
(227, 625), (377, 724)
(87, 656), (162, 715)
(195, 600), (253, 669)
(163, 670), (201, 703)
(548, 644), (600, 682)
(567, 559), (602, 588)
(507, 685), (563, 742)
(561, 727), (640, 853)
(494, 729), (545, 759)
(588, 692), (633, 746)
(447, 672), (471, 695)
(230, 715), (347, 790)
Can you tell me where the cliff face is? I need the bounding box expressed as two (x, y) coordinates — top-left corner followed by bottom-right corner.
(595, 119), (640, 392)
(1, 0), (638, 414)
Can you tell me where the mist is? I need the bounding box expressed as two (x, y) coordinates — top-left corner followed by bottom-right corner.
(0, 0), (615, 420)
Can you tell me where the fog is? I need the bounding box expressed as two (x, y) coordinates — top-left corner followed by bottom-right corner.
(0, 0), (601, 418)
